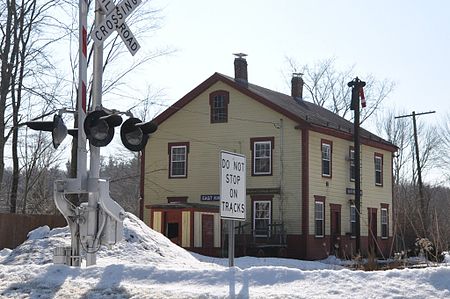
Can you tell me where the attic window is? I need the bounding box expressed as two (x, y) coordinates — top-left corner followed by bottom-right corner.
(209, 90), (229, 123)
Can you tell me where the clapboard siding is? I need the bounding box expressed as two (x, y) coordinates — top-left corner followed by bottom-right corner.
(142, 68), (397, 260)
(144, 81), (303, 234)
(308, 131), (393, 237)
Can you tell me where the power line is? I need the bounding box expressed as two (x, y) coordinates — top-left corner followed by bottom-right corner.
(394, 111), (436, 119)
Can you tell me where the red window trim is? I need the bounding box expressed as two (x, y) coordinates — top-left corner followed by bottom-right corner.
(251, 195), (274, 238)
(314, 195), (326, 238)
(168, 142), (190, 179)
(374, 152), (383, 186)
(350, 204), (357, 238)
(209, 90), (229, 123)
(380, 203), (389, 239)
(250, 137), (275, 176)
(321, 139), (333, 178)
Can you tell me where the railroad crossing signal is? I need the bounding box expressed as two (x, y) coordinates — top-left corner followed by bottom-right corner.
(26, 114), (76, 149)
(92, 0), (142, 56)
(84, 110), (122, 147)
(120, 117), (158, 151)
(27, 111), (158, 152)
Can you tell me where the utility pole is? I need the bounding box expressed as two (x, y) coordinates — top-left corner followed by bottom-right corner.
(395, 110), (435, 236)
(348, 77), (365, 255)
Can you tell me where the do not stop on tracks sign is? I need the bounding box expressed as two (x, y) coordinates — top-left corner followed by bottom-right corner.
(220, 151), (246, 221)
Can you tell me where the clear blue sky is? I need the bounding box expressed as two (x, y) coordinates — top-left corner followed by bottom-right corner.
(134, 0), (450, 124)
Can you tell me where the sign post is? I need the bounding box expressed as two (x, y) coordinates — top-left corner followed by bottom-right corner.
(220, 151), (246, 267)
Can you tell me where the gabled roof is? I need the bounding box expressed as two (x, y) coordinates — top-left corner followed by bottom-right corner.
(153, 72), (397, 152)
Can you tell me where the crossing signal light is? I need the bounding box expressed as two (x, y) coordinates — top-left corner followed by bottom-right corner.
(120, 118), (157, 152)
(26, 114), (70, 149)
(84, 110), (123, 147)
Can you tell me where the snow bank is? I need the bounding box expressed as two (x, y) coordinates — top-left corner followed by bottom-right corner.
(1, 213), (450, 298)
(27, 225), (51, 240)
(444, 252), (450, 264)
(95, 213), (212, 269)
(1, 223), (70, 265)
(191, 253), (344, 270)
(0, 248), (12, 264)
(1, 213), (212, 269)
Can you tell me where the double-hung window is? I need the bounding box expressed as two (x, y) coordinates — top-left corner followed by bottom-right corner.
(253, 200), (271, 237)
(209, 91), (229, 123)
(350, 205), (356, 237)
(375, 153), (383, 186)
(315, 201), (324, 237)
(381, 207), (388, 239)
(321, 140), (332, 177)
(251, 137), (274, 176)
(169, 143), (189, 178)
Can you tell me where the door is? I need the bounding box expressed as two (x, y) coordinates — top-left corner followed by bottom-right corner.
(202, 214), (214, 248)
(165, 210), (182, 246)
(330, 204), (341, 256)
(368, 208), (378, 255)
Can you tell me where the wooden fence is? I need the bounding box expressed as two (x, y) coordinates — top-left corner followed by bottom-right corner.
(0, 213), (66, 250)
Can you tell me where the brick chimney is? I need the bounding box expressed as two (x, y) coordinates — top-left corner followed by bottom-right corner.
(291, 73), (304, 100)
(233, 53), (248, 84)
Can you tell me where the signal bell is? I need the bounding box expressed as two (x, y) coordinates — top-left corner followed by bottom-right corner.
(26, 114), (69, 149)
(84, 110), (123, 147)
(120, 118), (157, 152)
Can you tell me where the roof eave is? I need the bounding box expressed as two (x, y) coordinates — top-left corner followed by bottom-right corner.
(153, 72), (309, 128)
(308, 123), (398, 152)
(152, 72), (223, 126)
(151, 73), (397, 153)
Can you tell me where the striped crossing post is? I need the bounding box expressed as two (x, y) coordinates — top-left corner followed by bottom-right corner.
(67, 0), (89, 266)
(77, 0), (88, 189)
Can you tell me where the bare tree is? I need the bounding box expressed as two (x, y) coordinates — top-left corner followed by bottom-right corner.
(376, 108), (411, 185)
(377, 109), (444, 252)
(285, 57), (395, 124)
(0, 0), (16, 193)
(100, 155), (140, 215)
(1, 0), (66, 211)
(415, 124), (441, 183)
(1, 0), (171, 212)
(439, 113), (450, 181)
(66, 1), (173, 197)
(23, 164), (64, 214)
(20, 129), (65, 213)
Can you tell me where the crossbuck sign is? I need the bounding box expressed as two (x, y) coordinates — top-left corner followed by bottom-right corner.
(220, 151), (246, 221)
(92, 0), (141, 56)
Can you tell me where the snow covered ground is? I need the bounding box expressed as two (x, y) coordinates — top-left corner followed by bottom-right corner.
(1, 213), (450, 298)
